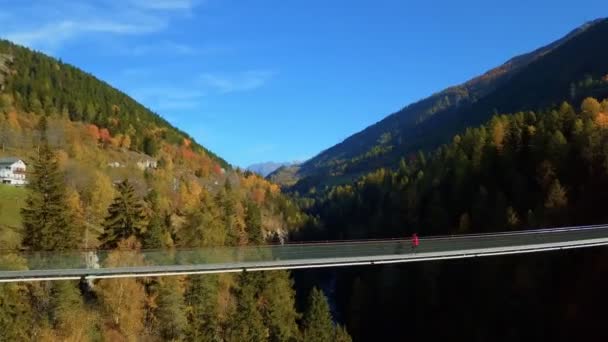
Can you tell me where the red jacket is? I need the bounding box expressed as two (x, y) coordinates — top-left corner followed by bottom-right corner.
(412, 234), (419, 247)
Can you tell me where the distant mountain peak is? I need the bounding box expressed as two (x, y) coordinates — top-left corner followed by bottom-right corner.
(247, 161), (299, 177)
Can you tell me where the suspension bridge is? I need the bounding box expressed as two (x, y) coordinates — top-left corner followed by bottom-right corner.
(1, 224), (608, 282)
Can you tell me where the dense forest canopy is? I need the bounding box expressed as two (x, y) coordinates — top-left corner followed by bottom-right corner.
(297, 97), (608, 240)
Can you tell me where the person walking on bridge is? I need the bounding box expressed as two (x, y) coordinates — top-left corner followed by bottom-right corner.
(411, 233), (419, 251)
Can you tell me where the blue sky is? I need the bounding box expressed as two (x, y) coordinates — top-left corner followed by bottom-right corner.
(0, 1), (604, 167)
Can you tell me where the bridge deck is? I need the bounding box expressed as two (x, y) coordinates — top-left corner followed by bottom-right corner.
(1, 225), (608, 282)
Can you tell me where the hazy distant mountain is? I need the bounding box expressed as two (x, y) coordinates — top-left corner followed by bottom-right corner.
(247, 161), (299, 177)
(276, 18), (608, 192)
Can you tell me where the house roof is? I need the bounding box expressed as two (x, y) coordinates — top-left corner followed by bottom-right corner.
(0, 157), (23, 165)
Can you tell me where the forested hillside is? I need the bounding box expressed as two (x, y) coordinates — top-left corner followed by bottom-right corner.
(0, 41), (349, 341)
(300, 97), (608, 239)
(295, 97), (608, 340)
(277, 18), (608, 194)
(0, 39), (227, 166)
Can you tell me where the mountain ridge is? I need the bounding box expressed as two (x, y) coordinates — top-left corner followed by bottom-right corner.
(277, 18), (608, 192)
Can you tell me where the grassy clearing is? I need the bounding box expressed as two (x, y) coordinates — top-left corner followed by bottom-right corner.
(0, 184), (26, 228)
(0, 184), (26, 248)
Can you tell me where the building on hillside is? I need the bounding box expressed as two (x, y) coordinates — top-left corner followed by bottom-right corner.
(136, 159), (157, 171)
(0, 157), (27, 185)
(107, 161), (123, 168)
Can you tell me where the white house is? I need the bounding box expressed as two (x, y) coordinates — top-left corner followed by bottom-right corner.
(0, 157), (27, 185)
(136, 159), (157, 171)
(107, 161), (123, 168)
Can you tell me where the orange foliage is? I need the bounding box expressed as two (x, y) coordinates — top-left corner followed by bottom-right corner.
(183, 138), (192, 148)
(213, 163), (222, 175)
(109, 135), (121, 148)
(7, 110), (20, 129)
(99, 128), (112, 143)
(85, 124), (100, 140)
(269, 183), (281, 195)
(180, 146), (196, 160)
(251, 187), (266, 204)
(595, 112), (608, 128)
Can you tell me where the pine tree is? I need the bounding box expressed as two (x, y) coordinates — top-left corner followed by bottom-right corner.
(334, 325), (352, 342)
(49, 280), (83, 333)
(186, 275), (221, 341)
(226, 271), (266, 342)
(217, 181), (238, 245)
(21, 116), (79, 250)
(245, 200), (264, 244)
(0, 283), (32, 341)
(545, 179), (568, 209)
(155, 278), (188, 341)
(142, 213), (165, 249)
(99, 180), (146, 249)
(143, 136), (158, 157)
(303, 287), (334, 342)
(258, 271), (300, 342)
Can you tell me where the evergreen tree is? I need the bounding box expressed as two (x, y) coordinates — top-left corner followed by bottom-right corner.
(217, 181), (238, 245)
(258, 271), (300, 342)
(246, 200), (264, 244)
(155, 278), (188, 341)
(99, 180), (146, 249)
(142, 190), (167, 249)
(21, 116), (79, 250)
(334, 325), (352, 342)
(0, 283), (32, 341)
(545, 179), (568, 210)
(226, 272), (266, 342)
(303, 287), (334, 342)
(181, 191), (225, 247)
(142, 213), (165, 249)
(186, 275), (221, 341)
(143, 136), (158, 157)
(49, 280), (83, 332)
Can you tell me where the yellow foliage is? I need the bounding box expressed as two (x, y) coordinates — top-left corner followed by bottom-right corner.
(56, 308), (97, 342)
(121, 135), (131, 149)
(581, 97), (601, 116)
(86, 171), (115, 225)
(97, 238), (146, 340)
(491, 119), (506, 151)
(179, 180), (203, 211)
(55, 149), (69, 169)
(269, 183), (281, 195)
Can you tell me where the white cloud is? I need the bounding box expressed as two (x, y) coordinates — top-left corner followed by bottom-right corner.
(0, 1), (196, 51)
(5, 19), (165, 49)
(199, 70), (276, 93)
(113, 41), (228, 57)
(129, 86), (207, 111)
